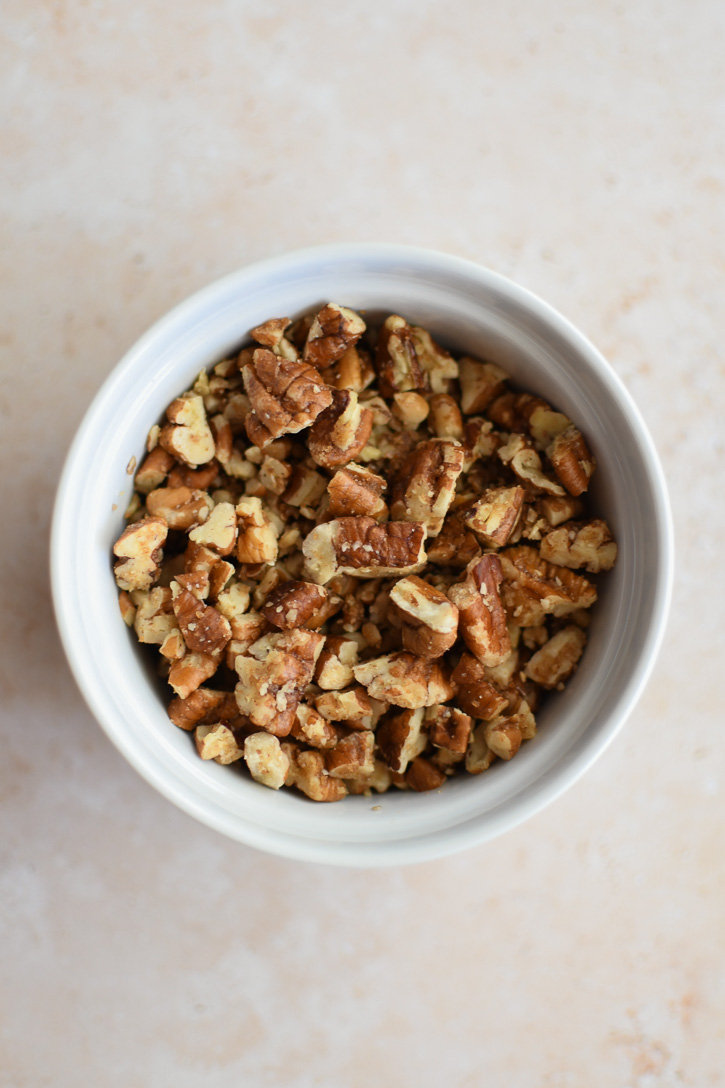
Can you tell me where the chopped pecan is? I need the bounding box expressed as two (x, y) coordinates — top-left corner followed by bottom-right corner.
(134, 446), (175, 494)
(539, 519), (617, 573)
(302, 517), (427, 584)
(234, 629), (325, 736)
(258, 455), (292, 496)
(172, 588), (232, 656)
(208, 560), (235, 599)
(286, 748), (347, 802)
(195, 723), (245, 764)
(282, 466), (327, 511)
(235, 496), (279, 565)
(118, 590), (136, 627)
(528, 404), (571, 449)
(406, 756), (447, 792)
(315, 636), (360, 690)
(483, 715), (523, 761)
(327, 464), (388, 520)
(303, 303), (366, 369)
(113, 516), (167, 591)
(410, 326), (458, 392)
(461, 418), (499, 471)
(213, 581), (252, 637)
(133, 586), (178, 645)
(447, 554), (511, 667)
(224, 614), (267, 668)
(538, 494), (584, 527)
(243, 732), (290, 788)
(308, 389), (374, 469)
(428, 393), (463, 439)
(345, 759), (393, 795)
(168, 687), (229, 731)
(325, 730), (375, 779)
(145, 486), (214, 530)
(425, 704), (472, 754)
(262, 580), (328, 630)
(187, 501), (238, 555)
(463, 486), (525, 547)
(499, 545), (597, 623)
(547, 426), (596, 496)
(389, 575), (459, 658)
(391, 392), (430, 429)
(167, 460), (220, 491)
(497, 434), (565, 496)
(525, 625), (587, 689)
(353, 651), (454, 708)
(168, 652), (219, 699)
(449, 653), (509, 719)
(375, 315), (427, 397)
(291, 703), (339, 749)
(242, 348), (333, 447)
(315, 687), (372, 723)
(159, 629), (186, 661)
(465, 723), (497, 774)
(376, 707), (427, 773)
(250, 317), (298, 361)
(425, 510), (481, 569)
(390, 439), (465, 537)
(458, 356), (508, 414)
(159, 393), (216, 467)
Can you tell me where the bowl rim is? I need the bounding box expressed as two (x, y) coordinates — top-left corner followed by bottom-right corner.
(51, 242), (674, 867)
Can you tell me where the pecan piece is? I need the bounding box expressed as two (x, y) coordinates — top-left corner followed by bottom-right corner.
(376, 707), (427, 773)
(242, 348), (333, 447)
(168, 652), (219, 699)
(497, 434), (565, 496)
(235, 496), (279, 565)
(425, 510), (481, 569)
(325, 730), (375, 779)
(483, 715), (522, 761)
(315, 687), (372, 723)
(243, 732), (290, 789)
(539, 519), (617, 573)
(262, 580), (328, 630)
(133, 586), (178, 645)
(168, 687), (229, 731)
(327, 464), (388, 520)
(375, 315), (427, 397)
(145, 486), (214, 530)
(391, 391), (430, 429)
(302, 517), (427, 584)
(250, 317), (298, 361)
(195, 723), (245, 764)
(525, 625), (587, 689)
(291, 704), (339, 749)
(353, 651), (454, 708)
(463, 486), (525, 548)
(538, 495), (584, 527)
(234, 629), (325, 736)
(389, 575), (459, 659)
(547, 425), (596, 496)
(172, 588), (232, 656)
(308, 389), (374, 469)
(499, 545), (597, 622)
(449, 653), (509, 720)
(428, 393), (464, 439)
(406, 756), (447, 792)
(425, 704), (473, 754)
(465, 723), (497, 774)
(187, 501), (238, 555)
(159, 393), (216, 467)
(458, 356), (508, 414)
(410, 326), (458, 393)
(447, 554), (511, 667)
(321, 345), (376, 393)
(303, 303), (366, 369)
(390, 439), (465, 537)
(134, 446), (175, 494)
(285, 748), (348, 802)
(113, 516), (167, 592)
(315, 636), (360, 690)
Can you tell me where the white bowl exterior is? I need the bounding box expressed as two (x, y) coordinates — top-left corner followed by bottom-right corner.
(51, 245), (673, 866)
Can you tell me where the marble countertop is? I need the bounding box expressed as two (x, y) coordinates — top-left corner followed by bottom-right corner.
(2, 2), (723, 1084)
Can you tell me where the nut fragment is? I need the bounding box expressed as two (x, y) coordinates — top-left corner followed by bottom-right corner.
(326, 730), (375, 778)
(428, 393), (463, 439)
(375, 315), (427, 397)
(159, 393), (216, 467)
(389, 575), (459, 658)
(303, 517), (427, 584)
(499, 545), (597, 624)
(315, 687), (372, 722)
(262, 580), (328, 630)
(391, 392), (430, 429)
(406, 756), (447, 792)
(187, 501), (238, 555)
(234, 629), (325, 736)
(539, 519), (617, 573)
(146, 486), (214, 530)
(172, 588), (232, 656)
(250, 317), (298, 361)
(327, 464), (388, 520)
(235, 496), (279, 565)
(458, 357), (508, 414)
(353, 651), (454, 709)
(285, 747), (348, 802)
(497, 434), (565, 496)
(390, 439), (465, 537)
(547, 426), (596, 496)
(291, 704), (339, 749)
(450, 653), (509, 720)
(113, 516), (167, 591)
(465, 723), (497, 774)
(243, 732), (290, 788)
(315, 636), (360, 690)
(425, 704), (473, 754)
(195, 723), (245, 764)
(168, 652), (219, 699)
(308, 389), (374, 469)
(525, 625), (587, 689)
(303, 303), (366, 369)
(133, 586), (178, 645)
(410, 327), (458, 393)
(168, 687), (229, 731)
(463, 486), (525, 548)
(448, 554), (511, 667)
(134, 446), (175, 494)
(376, 708), (426, 773)
(483, 715), (523, 761)
(242, 348), (333, 447)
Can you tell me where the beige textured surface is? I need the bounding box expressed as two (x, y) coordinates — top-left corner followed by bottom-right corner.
(1, 2), (724, 1085)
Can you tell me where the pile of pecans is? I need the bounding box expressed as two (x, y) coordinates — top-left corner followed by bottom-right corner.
(113, 303), (617, 801)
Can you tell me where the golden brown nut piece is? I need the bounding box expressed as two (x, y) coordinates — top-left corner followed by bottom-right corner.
(250, 317), (298, 361)
(539, 519), (617, 573)
(498, 545), (597, 626)
(134, 446), (175, 494)
(327, 463), (388, 520)
(314, 636), (360, 690)
(159, 393), (216, 467)
(375, 315), (427, 397)
(390, 439), (465, 537)
(458, 357), (508, 414)
(172, 588), (232, 656)
(547, 425), (596, 496)
(243, 732), (290, 788)
(376, 708), (427, 773)
(449, 653), (510, 720)
(234, 629), (325, 736)
(308, 389), (374, 469)
(315, 687), (372, 723)
(285, 746), (348, 802)
(302, 517), (427, 584)
(409, 327), (458, 393)
(188, 501), (238, 555)
(497, 434), (565, 496)
(447, 554), (511, 667)
(113, 516), (168, 592)
(261, 580), (328, 630)
(464, 486), (525, 548)
(145, 486), (213, 531)
(168, 687), (231, 731)
(353, 651), (454, 709)
(525, 625), (587, 689)
(303, 303), (366, 369)
(325, 730), (375, 779)
(405, 756), (447, 792)
(168, 652), (219, 699)
(425, 704), (473, 754)
(133, 587), (179, 645)
(389, 575), (459, 659)
(195, 723), (245, 764)
(235, 497), (279, 565)
(242, 348), (333, 447)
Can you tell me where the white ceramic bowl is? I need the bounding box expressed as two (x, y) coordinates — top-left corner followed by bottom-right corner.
(51, 244), (673, 867)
